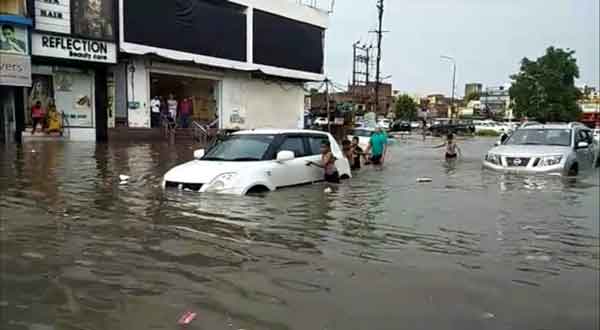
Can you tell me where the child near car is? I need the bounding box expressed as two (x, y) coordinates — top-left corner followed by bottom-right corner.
(307, 141), (340, 183)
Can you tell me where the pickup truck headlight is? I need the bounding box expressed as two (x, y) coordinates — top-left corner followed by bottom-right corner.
(485, 153), (502, 165)
(538, 155), (563, 167)
(205, 173), (238, 192)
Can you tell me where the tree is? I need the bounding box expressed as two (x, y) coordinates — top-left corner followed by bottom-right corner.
(509, 47), (582, 122)
(394, 94), (418, 121)
(464, 91), (481, 103)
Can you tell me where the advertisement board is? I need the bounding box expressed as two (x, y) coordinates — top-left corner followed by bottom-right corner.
(32, 33), (116, 63)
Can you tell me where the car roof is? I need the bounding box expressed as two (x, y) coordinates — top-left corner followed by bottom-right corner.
(232, 129), (330, 136)
(521, 123), (590, 130)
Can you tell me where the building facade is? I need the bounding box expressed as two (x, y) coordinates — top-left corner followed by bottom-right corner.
(23, 0), (117, 142)
(0, 0), (31, 143)
(480, 85), (510, 118)
(116, 0), (329, 131)
(464, 83), (482, 98)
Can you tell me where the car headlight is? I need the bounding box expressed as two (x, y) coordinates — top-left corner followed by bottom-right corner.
(537, 155), (563, 167)
(485, 153), (502, 165)
(206, 172), (238, 192)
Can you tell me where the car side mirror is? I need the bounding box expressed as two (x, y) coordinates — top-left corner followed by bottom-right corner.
(577, 141), (589, 149)
(276, 150), (295, 162)
(193, 149), (205, 159)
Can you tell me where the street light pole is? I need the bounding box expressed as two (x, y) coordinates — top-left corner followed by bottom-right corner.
(441, 56), (456, 121)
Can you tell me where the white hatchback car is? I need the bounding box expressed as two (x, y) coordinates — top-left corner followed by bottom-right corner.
(162, 129), (352, 195)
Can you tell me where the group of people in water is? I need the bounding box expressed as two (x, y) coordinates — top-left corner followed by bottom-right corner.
(311, 127), (462, 184)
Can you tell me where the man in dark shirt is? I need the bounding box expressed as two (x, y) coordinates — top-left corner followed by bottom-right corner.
(351, 136), (364, 170)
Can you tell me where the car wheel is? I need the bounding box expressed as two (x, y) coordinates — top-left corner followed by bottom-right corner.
(246, 185), (270, 195)
(568, 164), (579, 177)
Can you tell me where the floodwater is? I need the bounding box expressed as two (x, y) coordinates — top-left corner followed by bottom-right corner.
(0, 137), (598, 330)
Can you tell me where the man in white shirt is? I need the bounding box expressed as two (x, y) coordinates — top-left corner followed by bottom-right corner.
(167, 94), (178, 122)
(150, 96), (161, 128)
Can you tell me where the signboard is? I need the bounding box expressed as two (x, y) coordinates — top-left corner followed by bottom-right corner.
(0, 24), (28, 55)
(72, 0), (114, 40)
(0, 54), (32, 87)
(32, 33), (116, 63)
(35, 0), (71, 34)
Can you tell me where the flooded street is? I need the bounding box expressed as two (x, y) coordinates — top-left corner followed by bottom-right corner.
(1, 137), (598, 330)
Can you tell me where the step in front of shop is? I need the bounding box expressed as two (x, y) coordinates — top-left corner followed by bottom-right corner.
(108, 128), (197, 142)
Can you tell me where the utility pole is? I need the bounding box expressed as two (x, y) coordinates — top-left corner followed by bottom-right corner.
(441, 55), (456, 122)
(352, 42), (371, 86)
(374, 0), (384, 114)
(325, 78), (331, 133)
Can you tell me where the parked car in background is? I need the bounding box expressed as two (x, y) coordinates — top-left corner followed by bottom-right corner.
(314, 117), (329, 126)
(410, 121), (421, 129)
(483, 123), (599, 176)
(347, 128), (374, 150)
(377, 118), (392, 129)
(593, 128), (600, 143)
(474, 120), (510, 134)
(163, 130), (351, 195)
(429, 121), (475, 137)
(390, 120), (411, 133)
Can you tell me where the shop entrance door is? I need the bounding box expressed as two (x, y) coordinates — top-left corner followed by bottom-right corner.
(149, 73), (218, 128)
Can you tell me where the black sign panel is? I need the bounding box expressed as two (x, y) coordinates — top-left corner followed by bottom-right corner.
(72, 0), (115, 41)
(123, 0), (246, 62)
(253, 10), (324, 74)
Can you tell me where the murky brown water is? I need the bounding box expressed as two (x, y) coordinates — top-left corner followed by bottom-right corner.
(1, 137), (599, 330)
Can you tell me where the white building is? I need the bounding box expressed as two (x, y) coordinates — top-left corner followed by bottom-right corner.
(115, 0), (330, 131)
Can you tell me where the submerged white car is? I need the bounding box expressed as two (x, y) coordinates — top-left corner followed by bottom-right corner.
(483, 123), (599, 176)
(162, 129), (352, 195)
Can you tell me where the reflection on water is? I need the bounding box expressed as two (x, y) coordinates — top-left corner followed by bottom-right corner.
(1, 138), (598, 330)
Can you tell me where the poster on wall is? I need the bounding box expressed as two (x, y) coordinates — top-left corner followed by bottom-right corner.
(28, 75), (54, 123)
(34, 0), (71, 34)
(72, 0), (114, 40)
(54, 71), (94, 127)
(0, 24), (28, 55)
(0, 54), (31, 87)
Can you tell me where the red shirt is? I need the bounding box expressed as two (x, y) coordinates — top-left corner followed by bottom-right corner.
(179, 99), (193, 116)
(31, 105), (44, 118)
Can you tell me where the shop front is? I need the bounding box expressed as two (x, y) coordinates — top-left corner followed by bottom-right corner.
(25, 0), (116, 141)
(124, 58), (223, 129)
(0, 18), (32, 143)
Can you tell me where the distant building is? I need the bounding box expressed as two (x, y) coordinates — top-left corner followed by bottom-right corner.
(465, 83), (483, 97)
(480, 86), (510, 118)
(310, 82), (393, 116)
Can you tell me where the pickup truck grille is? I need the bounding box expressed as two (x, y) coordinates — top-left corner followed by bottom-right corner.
(165, 181), (203, 191)
(506, 157), (530, 167)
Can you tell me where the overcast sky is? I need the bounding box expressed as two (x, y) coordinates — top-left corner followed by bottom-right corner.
(324, 0), (599, 97)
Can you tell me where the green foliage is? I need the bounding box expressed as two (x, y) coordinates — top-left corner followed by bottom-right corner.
(476, 129), (501, 137)
(464, 92), (481, 103)
(509, 47), (582, 123)
(394, 94), (418, 121)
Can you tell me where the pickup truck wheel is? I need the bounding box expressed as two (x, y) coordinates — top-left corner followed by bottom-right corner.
(568, 164), (579, 177)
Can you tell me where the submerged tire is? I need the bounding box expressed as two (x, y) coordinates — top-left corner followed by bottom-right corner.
(568, 164), (579, 177)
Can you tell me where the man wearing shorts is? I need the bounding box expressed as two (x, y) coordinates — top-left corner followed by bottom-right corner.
(366, 127), (388, 167)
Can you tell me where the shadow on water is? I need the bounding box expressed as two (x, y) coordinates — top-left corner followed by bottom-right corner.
(0, 138), (598, 330)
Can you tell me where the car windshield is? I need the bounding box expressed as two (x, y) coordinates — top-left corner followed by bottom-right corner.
(202, 135), (275, 161)
(505, 129), (572, 146)
(351, 129), (373, 137)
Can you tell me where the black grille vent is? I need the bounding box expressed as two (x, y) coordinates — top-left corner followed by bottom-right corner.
(165, 181), (203, 191)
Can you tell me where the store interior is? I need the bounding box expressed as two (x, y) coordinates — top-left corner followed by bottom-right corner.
(150, 73), (218, 125)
